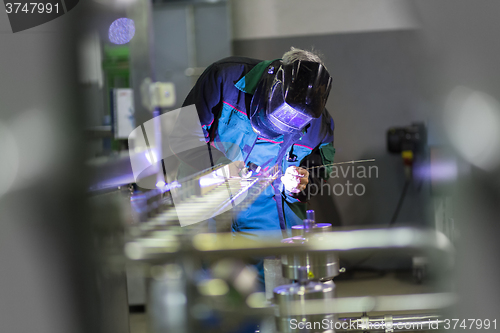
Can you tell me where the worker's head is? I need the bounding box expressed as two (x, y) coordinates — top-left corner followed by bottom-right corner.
(250, 47), (332, 139)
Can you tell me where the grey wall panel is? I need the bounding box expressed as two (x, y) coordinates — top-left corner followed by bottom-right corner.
(411, 0), (500, 319)
(153, 6), (190, 71)
(230, 0), (419, 40)
(152, 3), (231, 109)
(234, 31), (431, 228)
(194, 3), (232, 68)
(128, 0), (156, 126)
(153, 5), (192, 110)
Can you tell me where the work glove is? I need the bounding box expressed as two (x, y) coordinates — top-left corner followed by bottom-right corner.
(281, 166), (309, 194)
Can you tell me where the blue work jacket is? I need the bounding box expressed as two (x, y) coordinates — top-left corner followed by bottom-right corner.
(182, 56), (335, 236)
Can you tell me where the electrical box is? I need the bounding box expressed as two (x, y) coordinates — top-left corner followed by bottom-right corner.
(112, 88), (135, 139)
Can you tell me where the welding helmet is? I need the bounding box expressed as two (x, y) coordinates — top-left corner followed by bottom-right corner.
(250, 60), (332, 139)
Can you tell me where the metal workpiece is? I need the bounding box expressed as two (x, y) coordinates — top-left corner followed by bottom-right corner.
(291, 223), (333, 237)
(335, 314), (444, 332)
(274, 281), (336, 333)
(303, 219), (315, 233)
(281, 234), (339, 281)
(306, 209), (316, 222)
(124, 227), (454, 265)
(275, 292), (456, 316)
(283, 221), (338, 281)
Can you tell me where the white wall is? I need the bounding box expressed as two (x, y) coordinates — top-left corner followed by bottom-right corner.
(230, 0), (420, 40)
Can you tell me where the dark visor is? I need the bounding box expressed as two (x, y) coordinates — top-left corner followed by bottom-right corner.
(268, 81), (312, 131)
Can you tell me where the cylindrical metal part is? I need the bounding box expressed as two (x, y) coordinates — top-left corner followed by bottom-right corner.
(306, 209), (316, 222)
(291, 225), (303, 237)
(291, 223), (333, 236)
(297, 267), (308, 284)
(303, 219), (315, 234)
(282, 224), (339, 281)
(274, 281), (335, 333)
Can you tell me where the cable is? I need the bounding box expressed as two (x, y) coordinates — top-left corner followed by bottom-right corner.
(346, 177), (411, 270)
(388, 178), (411, 226)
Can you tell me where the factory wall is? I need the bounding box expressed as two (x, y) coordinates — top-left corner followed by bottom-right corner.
(148, 0), (432, 229)
(152, 2), (232, 111)
(230, 0), (420, 40)
(411, 0), (500, 322)
(232, 3), (431, 229)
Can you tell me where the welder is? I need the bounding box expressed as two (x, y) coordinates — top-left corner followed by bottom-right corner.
(182, 47), (335, 284)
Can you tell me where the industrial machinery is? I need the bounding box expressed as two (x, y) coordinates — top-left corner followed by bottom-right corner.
(92, 0), (455, 329)
(89, 94), (454, 332)
(282, 212), (339, 282)
(120, 164), (455, 333)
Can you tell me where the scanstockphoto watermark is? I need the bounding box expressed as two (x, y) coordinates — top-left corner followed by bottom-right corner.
(290, 318), (441, 331)
(306, 162), (378, 199)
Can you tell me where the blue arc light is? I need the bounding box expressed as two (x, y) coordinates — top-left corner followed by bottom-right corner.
(109, 18), (135, 45)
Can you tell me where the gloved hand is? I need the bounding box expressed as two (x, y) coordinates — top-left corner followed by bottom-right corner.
(281, 166), (309, 193)
(214, 161), (245, 178)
